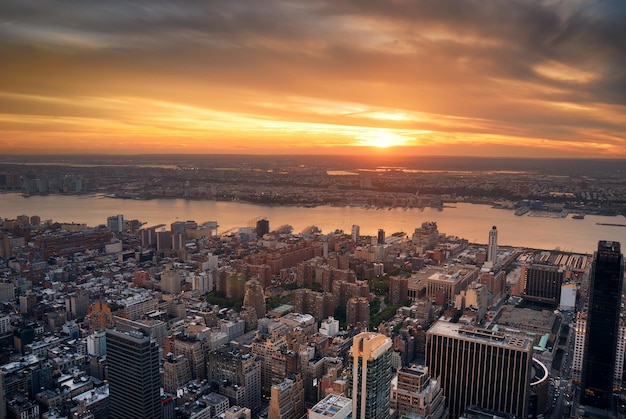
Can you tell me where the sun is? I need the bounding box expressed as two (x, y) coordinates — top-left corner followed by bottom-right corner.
(357, 129), (409, 148)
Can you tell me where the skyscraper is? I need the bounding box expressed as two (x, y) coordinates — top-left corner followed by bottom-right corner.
(487, 225), (497, 263)
(580, 241), (624, 411)
(347, 332), (392, 419)
(106, 329), (161, 419)
(426, 321), (533, 418)
(377, 229), (385, 245)
(107, 214), (124, 233)
(256, 218), (270, 237)
(351, 224), (360, 244)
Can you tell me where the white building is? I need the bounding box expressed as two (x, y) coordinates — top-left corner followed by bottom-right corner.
(351, 225), (360, 244)
(319, 317), (339, 338)
(309, 394), (352, 419)
(572, 312), (626, 389)
(559, 283), (577, 311)
(192, 271), (213, 294)
(87, 330), (106, 357)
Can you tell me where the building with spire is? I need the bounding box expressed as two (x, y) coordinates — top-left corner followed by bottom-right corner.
(487, 226), (498, 264)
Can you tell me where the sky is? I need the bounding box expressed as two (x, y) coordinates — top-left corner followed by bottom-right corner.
(1, 0), (625, 158)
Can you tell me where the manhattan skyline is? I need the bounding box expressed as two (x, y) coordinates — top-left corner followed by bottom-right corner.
(1, 0), (625, 157)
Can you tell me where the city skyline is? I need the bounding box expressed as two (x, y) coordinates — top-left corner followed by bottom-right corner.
(1, 1), (625, 157)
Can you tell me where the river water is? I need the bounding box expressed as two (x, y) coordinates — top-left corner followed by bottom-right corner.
(1, 193), (625, 254)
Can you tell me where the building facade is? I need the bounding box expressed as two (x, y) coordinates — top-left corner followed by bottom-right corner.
(391, 364), (447, 418)
(347, 332), (392, 419)
(515, 264), (564, 305)
(106, 329), (161, 419)
(487, 226), (497, 264)
(426, 322), (533, 418)
(267, 374), (304, 419)
(580, 241), (624, 410)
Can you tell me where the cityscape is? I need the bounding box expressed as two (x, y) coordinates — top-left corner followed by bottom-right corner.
(1, 156), (625, 419)
(2, 0), (626, 418)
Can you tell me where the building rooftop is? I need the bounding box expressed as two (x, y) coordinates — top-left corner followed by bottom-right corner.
(494, 306), (556, 333)
(203, 392), (228, 405)
(428, 320), (533, 351)
(310, 394), (352, 416)
(72, 384), (109, 405)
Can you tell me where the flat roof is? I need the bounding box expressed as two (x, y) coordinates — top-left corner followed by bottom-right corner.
(310, 394), (352, 416)
(428, 320), (533, 351)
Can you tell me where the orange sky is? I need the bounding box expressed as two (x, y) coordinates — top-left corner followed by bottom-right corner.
(1, 1), (625, 157)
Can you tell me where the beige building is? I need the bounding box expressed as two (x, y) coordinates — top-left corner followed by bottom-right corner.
(391, 365), (447, 418)
(426, 265), (480, 306)
(163, 354), (192, 393)
(268, 375), (304, 419)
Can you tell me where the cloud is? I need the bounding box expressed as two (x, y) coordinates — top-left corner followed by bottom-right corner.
(0, 0), (624, 156)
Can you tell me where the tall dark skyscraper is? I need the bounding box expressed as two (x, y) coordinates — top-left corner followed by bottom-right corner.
(377, 229), (385, 245)
(256, 218), (270, 237)
(106, 329), (161, 419)
(580, 241), (624, 411)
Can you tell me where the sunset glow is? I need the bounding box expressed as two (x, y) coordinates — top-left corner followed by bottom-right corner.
(0, 1), (625, 157)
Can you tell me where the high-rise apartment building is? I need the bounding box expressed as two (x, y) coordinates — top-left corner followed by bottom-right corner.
(487, 225), (498, 264)
(377, 229), (386, 245)
(251, 331), (289, 398)
(107, 214), (124, 233)
(351, 225), (360, 244)
(106, 329), (161, 419)
(426, 321), (533, 418)
(347, 332), (393, 419)
(293, 288), (336, 321)
(256, 218), (270, 237)
(580, 241), (624, 411)
(346, 297), (370, 329)
(389, 276), (409, 305)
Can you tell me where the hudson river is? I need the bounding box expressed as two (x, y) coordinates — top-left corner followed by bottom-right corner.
(2, 193), (625, 254)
